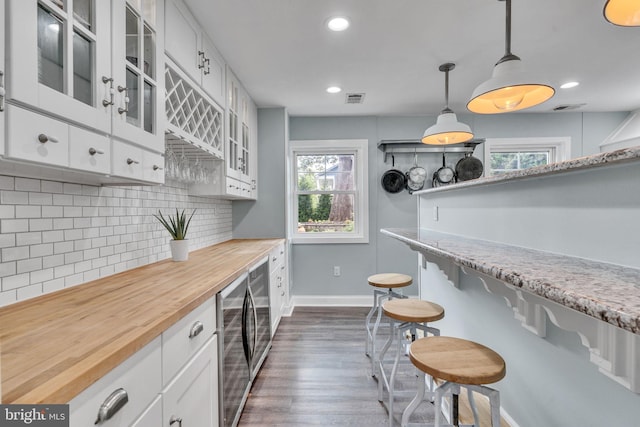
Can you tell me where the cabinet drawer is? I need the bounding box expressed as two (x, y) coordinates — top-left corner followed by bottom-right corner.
(269, 243), (285, 273)
(130, 395), (162, 427)
(69, 127), (111, 175)
(6, 105), (69, 167)
(112, 140), (144, 180)
(142, 150), (165, 184)
(162, 297), (216, 385)
(69, 336), (162, 427)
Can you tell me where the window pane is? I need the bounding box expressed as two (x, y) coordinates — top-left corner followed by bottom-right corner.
(297, 173), (317, 191)
(73, 0), (93, 31)
(491, 153), (518, 171)
(297, 194), (354, 233)
(143, 80), (154, 132)
(126, 7), (139, 68)
(519, 152), (549, 169)
(126, 68), (140, 126)
(143, 24), (155, 78)
(38, 6), (64, 94)
(73, 31), (93, 106)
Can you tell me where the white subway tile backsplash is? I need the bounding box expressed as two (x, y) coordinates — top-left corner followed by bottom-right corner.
(15, 178), (41, 192)
(2, 246), (30, 262)
(0, 176), (232, 307)
(0, 176), (15, 191)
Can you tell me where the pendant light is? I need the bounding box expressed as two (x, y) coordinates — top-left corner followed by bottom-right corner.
(467, 0), (554, 114)
(604, 0), (640, 26)
(422, 63), (474, 145)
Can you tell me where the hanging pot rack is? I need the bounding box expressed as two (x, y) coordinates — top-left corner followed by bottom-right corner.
(378, 138), (485, 163)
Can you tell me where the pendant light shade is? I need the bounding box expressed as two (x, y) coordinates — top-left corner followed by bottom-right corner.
(604, 0), (640, 26)
(422, 63), (474, 145)
(467, 0), (554, 114)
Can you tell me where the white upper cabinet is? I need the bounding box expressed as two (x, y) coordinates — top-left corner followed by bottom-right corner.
(111, 0), (165, 153)
(7, 0), (112, 133)
(165, 0), (225, 107)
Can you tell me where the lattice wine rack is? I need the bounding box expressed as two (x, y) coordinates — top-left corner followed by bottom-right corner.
(165, 64), (224, 160)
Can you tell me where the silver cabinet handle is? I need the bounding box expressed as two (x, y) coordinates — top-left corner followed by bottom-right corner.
(38, 134), (59, 143)
(0, 70), (5, 112)
(272, 256), (277, 262)
(153, 164), (163, 171)
(94, 388), (128, 424)
(89, 147), (105, 156)
(198, 51), (206, 69)
(117, 86), (129, 114)
(203, 58), (210, 75)
(102, 76), (114, 107)
(188, 320), (204, 338)
(126, 158), (139, 165)
(169, 416), (183, 426)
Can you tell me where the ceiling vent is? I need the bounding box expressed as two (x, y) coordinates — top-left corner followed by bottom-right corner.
(552, 103), (586, 111)
(345, 93), (365, 104)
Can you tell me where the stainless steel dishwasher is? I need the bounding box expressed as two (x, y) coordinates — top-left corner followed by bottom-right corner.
(217, 257), (271, 427)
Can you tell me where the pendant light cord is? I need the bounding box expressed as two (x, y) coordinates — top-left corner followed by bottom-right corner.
(497, 0), (520, 64)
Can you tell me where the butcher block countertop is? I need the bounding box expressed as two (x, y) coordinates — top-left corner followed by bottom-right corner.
(0, 238), (284, 404)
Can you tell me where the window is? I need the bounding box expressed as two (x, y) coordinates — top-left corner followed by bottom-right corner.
(288, 140), (369, 244)
(483, 137), (571, 176)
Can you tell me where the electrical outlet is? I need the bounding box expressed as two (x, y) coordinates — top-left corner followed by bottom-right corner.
(333, 266), (341, 276)
(433, 206), (439, 222)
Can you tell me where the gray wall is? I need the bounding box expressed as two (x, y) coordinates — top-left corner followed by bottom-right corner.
(285, 112), (626, 303)
(233, 108), (288, 238)
(418, 160), (640, 427)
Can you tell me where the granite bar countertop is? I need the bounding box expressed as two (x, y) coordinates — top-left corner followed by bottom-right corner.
(381, 228), (640, 335)
(412, 144), (640, 196)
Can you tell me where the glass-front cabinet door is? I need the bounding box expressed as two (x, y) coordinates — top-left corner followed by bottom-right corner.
(111, 0), (164, 153)
(226, 73), (240, 180)
(239, 96), (250, 183)
(7, 0), (111, 133)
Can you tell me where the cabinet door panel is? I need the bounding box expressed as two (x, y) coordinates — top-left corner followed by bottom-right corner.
(200, 34), (225, 107)
(163, 335), (218, 427)
(142, 149), (165, 183)
(130, 395), (162, 427)
(7, 0), (111, 133)
(6, 105), (69, 167)
(69, 126), (111, 174)
(112, 139), (144, 179)
(165, 0), (201, 84)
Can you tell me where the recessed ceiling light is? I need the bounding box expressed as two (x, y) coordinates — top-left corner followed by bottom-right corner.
(327, 17), (350, 32)
(560, 81), (580, 89)
(326, 86), (342, 94)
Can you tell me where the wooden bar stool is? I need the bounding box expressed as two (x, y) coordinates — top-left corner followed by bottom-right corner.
(365, 273), (412, 376)
(377, 299), (444, 427)
(401, 336), (506, 427)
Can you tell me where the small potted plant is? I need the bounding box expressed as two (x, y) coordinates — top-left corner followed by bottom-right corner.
(154, 208), (196, 261)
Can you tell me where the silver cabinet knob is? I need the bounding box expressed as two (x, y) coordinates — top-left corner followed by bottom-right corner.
(169, 416), (183, 426)
(89, 147), (105, 156)
(126, 158), (139, 165)
(153, 164), (163, 171)
(38, 134), (59, 144)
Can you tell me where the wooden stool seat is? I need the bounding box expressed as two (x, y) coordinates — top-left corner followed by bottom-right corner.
(409, 336), (506, 385)
(382, 299), (445, 324)
(368, 273), (412, 289)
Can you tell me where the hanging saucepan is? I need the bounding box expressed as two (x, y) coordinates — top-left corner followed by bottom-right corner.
(381, 155), (407, 193)
(432, 152), (456, 187)
(405, 153), (427, 193)
(455, 152), (484, 182)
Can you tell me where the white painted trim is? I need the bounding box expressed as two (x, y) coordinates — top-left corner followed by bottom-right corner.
(291, 295), (373, 307)
(601, 109), (640, 151)
(288, 139), (369, 244)
(483, 137), (572, 176)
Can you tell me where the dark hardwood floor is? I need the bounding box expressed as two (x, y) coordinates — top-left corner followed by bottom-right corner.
(238, 307), (436, 427)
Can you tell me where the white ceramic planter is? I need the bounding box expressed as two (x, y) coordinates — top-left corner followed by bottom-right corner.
(169, 239), (189, 261)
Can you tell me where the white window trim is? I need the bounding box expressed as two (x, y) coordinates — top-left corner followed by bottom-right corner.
(483, 137), (571, 176)
(288, 139), (369, 244)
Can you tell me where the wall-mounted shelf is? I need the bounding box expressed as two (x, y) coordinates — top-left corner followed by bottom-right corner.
(378, 139), (484, 163)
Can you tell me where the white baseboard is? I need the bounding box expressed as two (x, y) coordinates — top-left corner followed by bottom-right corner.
(290, 295), (372, 307)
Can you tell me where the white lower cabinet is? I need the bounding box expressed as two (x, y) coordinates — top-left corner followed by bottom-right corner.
(69, 298), (219, 426)
(163, 335), (219, 427)
(68, 337), (162, 427)
(269, 243), (288, 335)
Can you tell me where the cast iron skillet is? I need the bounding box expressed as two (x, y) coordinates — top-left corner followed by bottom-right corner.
(455, 152), (484, 182)
(381, 155), (407, 193)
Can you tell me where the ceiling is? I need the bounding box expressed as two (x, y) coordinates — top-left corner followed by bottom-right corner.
(184, 0), (640, 117)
